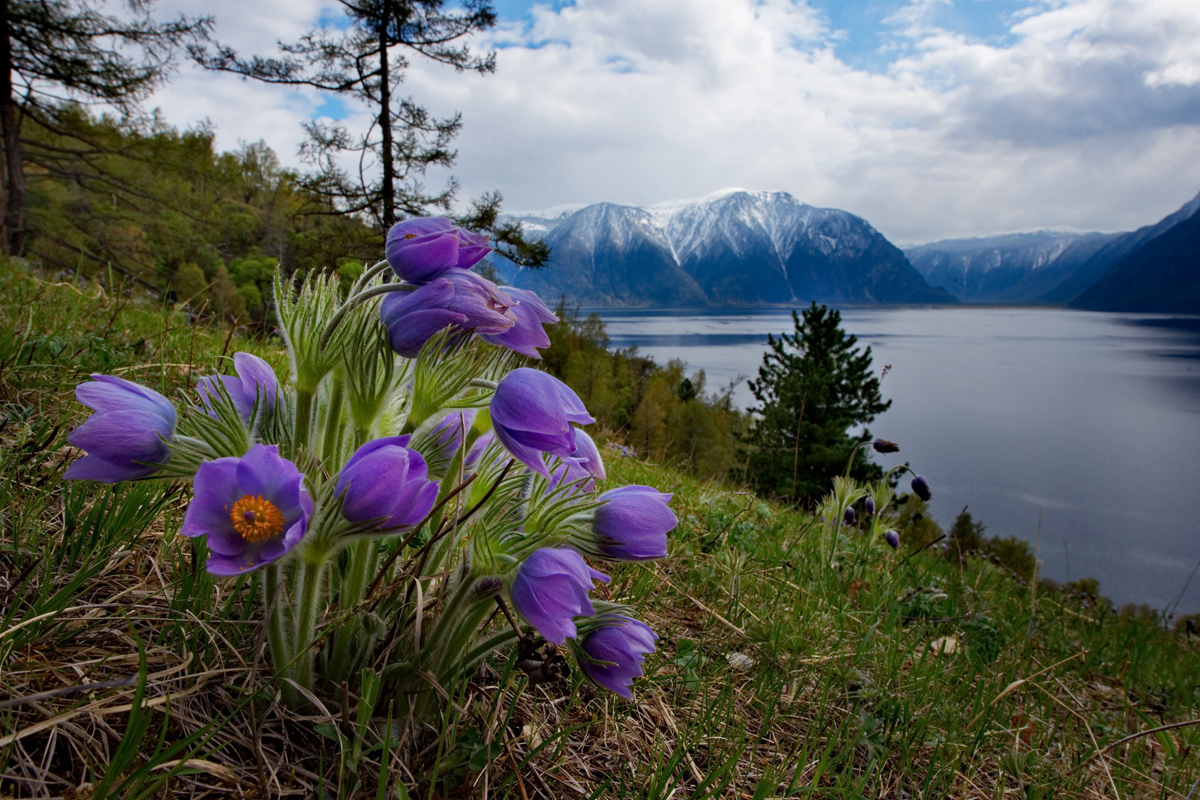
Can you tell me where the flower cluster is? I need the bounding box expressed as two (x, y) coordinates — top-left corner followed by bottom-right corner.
(380, 218), (557, 360)
(63, 217), (673, 711)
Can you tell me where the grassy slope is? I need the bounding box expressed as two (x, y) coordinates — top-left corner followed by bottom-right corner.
(0, 261), (1197, 799)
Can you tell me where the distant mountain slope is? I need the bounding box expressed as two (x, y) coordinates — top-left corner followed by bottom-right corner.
(905, 231), (1119, 304)
(500, 190), (955, 307)
(1070, 206), (1200, 312)
(1042, 189), (1200, 304)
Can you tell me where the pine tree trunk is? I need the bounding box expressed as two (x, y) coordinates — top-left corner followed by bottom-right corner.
(0, 0), (21, 256)
(378, 0), (395, 229)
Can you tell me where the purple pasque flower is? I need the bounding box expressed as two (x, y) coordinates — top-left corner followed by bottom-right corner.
(385, 217), (491, 283)
(864, 496), (876, 516)
(510, 548), (610, 645)
(579, 615), (657, 699)
(464, 430), (495, 473)
(843, 506), (856, 526)
(549, 428), (607, 494)
(594, 485), (675, 561)
(428, 409), (477, 465)
(181, 444), (311, 576)
(380, 271), (516, 358)
(491, 368), (594, 478)
(65, 375), (176, 483)
(480, 287), (557, 358)
(873, 438), (900, 454)
(911, 475), (932, 502)
(884, 530), (900, 550)
(197, 352), (279, 424)
(335, 436), (439, 530)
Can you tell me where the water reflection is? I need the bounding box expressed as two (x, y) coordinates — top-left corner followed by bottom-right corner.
(598, 307), (1200, 614)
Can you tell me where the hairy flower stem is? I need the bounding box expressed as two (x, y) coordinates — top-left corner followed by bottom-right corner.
(290, 554), (327, 697)
(320, 373), (346, 465)
(264, 564), (299, 707)
(325, 538), (377, 683)
(294, 388), (315, 456)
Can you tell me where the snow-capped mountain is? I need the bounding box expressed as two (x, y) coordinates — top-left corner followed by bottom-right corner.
(904, 231), (1120, 304)
(496, 190), (956, 307)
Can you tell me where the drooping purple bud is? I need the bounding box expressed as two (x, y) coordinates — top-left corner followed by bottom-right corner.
(427, 409), (477, 465)
(335, 436), (440, 530)
(480, 287), (558, 359)
(197, 352), (279, 424)
(864, 496), (876, 517)
(385, 217), (491, 283)
(843, 506), (856, 526)
(911, 475), (931, 502)
(379, 272), (516, 358)
(64, 375), (176, 483)
(872, 438), (900, 454)
(594, 485), (675, 561)
(579, 615), (657, 699)
(510, 548), (610, 645)
(491, 368), (595, 478)
(181, 444), (312, 575)
(547, 427), (606, 493)
(884, 530), (900, 550)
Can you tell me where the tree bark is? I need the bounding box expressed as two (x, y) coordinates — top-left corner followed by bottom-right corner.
(0, 0), (21, 256)
(378, 0), (395, 229)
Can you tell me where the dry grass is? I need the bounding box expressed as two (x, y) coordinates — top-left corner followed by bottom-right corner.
(2, 262), (1198, 799)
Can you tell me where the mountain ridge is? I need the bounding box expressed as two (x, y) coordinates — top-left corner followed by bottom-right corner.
(498, 190), (957, 307)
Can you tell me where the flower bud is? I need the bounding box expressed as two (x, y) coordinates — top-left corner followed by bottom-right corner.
(594, 485), (675, 561)
(910, 475), (932, 502)
(579, 615), (657, 699)
(884, 530), (900, 550)
(379, 272), (516, 358)
(510, 548), (609, 645)
(864, 496), (876, 516)
(872, 438), (900, 453)
(843, 506), (856, 526)
(480, 287), (558, 359)
(335, 436), (439, 530)
(491, 368), (594, 478)
(197, 352), (279, 424)
(385, 217), (490, 283)
(65, 375), (176, 483)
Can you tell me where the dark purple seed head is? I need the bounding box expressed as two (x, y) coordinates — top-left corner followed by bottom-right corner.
(911, 475), (931, 502)
(872, 438), (900, 454)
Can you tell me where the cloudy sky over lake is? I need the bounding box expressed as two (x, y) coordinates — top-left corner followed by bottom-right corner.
(152, 0), (1200, 244)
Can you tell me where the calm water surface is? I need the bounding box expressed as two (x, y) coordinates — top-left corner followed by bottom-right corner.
(598, 307), (1200, 614)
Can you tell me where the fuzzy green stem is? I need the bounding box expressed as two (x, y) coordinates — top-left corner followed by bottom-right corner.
(264, 564), (299, 707)
(324, 538), (377, 683)
(290, 555), (327, 697)
(321, 373), (346, 464)
(294, 387), (315, 455)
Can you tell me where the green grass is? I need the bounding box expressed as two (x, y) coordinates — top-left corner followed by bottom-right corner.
(1, 259), (1197, 798)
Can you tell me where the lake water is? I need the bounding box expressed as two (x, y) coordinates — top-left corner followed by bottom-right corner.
(598, 307), (1200, 615)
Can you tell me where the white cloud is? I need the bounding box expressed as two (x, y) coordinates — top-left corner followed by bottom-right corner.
(144, 0), (1200, 243)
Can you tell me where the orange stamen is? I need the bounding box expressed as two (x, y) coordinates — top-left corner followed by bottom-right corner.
(228, 495), (285, 542)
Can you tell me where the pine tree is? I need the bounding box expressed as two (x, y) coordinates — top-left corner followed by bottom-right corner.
(192, 0), (547, 267)
(0, 0), (211, 254)
(745, 302), (891, 504)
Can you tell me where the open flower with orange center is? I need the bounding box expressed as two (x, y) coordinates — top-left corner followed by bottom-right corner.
(181, 444), (312, 576)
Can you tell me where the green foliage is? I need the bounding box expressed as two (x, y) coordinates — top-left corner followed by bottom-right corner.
(745, 302), (891, 504)
(24, 106), (383, 304)
(542, 304), (742, 477)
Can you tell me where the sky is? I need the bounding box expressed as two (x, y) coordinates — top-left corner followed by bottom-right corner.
(148, 0), (1200, 244)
